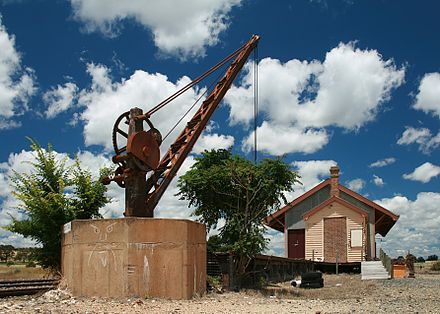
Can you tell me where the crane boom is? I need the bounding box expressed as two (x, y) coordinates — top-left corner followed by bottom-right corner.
(103, 35), (260, 217)
(144, 35), (260, 214)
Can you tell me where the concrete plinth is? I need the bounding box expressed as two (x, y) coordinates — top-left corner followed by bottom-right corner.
(61, 218), (206, 299)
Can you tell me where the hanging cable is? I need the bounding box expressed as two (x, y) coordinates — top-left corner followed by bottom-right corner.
(162, 64), (229, 142)
(253, 45), (259, 164)
(138, 42), (248, 120)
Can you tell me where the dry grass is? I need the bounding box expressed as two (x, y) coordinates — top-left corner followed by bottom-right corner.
(0, 264), (54, 280)
(414, 261), (440, 274)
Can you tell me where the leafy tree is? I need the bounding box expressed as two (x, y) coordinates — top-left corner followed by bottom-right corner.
(207, 235), (227, 253)
(0, 244), (14, 263)
(5, 139), (111, 271)
(178, 149), (300, 287)
(416, 256), (425, 263)
(427, 254), (438, 261)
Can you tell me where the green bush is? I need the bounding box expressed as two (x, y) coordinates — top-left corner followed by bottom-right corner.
(431, 261), (440, 271)
(5, 260), (14, 267)
(207, 275), (222, 288)
(6, 139), (111, 271)
(25, 261), (36, 268)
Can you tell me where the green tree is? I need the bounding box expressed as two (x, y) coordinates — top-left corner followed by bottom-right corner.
(416, 256), (425, 263)
(427, 254), (438, 261)
(5, 139), (111, 271)
(0, 244), (15, 263)
(178, 149), (300, 287)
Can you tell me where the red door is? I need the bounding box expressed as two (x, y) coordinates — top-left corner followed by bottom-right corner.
(288, 229), (305, 259)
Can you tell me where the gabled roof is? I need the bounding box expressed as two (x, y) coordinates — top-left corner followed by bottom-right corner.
(338, 185), (399, 236)
(265, 179), (331, 232)
(303, 196), (368, 221)
(265, 179), (399, 236)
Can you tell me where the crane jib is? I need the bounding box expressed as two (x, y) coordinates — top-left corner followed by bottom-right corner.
(102, 35), (260, 217)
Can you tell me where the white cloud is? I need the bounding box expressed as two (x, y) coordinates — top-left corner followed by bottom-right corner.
(403, 162), (440, 183)
(413, 72), (440, 118)
(346, 178), (365, 192)
(263, 228), (284, 257)
(377, 192), (440, 258)
(193, 132), (234, 154)
(373, 174), (384, 187)
(79, 62), (207, 154)
(397, 127), (431, 145)
(397, 126), (440, 153)
(242, 122), (329, 156)
(0, 17), (36, 129)
(69, 0), (241, 59)
(369, 157), (396, 168)
(154, 156), (196, 219)
(398, 127), (440, 154)
(43, 82), (78, 118)
(225, 42), (404, 155)
(288, 160), (337, 200)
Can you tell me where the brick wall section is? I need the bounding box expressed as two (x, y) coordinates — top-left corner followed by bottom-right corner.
(324, 217), (347, 263)
(330, 166), (340, 197)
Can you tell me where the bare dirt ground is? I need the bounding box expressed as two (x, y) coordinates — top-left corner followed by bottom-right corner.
(1, 273), (439, 313)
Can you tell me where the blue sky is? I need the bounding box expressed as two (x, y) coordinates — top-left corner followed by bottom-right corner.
(0, 0), (439, 258)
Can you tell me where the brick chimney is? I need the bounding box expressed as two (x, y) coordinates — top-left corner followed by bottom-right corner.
(330, 166), (340, 197)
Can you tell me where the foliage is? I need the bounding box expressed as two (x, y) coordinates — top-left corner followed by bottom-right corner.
(257, 274), (268, 288)
(427, 254), (438, 261)
(13, 247), (38, 263)
(416, 256), (425, 263)
(0, 244), (14, 263)
(431, 261), (440, 271)
(178, 149), (300, 286)
(207, 275), (221, 288)
(207, 235), (228, 253)
(25, 261), (36, 268)
(5, 139), (111, 271)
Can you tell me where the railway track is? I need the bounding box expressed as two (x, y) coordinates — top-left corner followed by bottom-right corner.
(0, 278), (59, 297)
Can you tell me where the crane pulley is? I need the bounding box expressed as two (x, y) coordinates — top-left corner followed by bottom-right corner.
(102, 35), (260, 217)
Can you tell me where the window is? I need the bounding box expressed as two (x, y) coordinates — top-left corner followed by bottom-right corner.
(351, 229), (363, 247)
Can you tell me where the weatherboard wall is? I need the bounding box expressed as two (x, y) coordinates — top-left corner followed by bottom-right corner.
(285, 185), (331, 230)
(339, 191), (375, 259)
(305, 202), (365, 263)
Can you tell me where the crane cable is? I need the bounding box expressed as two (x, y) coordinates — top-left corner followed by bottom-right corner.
(162, 64), (229, 142)
(253, 45), (259, 164)
(143, 42), (249, 118)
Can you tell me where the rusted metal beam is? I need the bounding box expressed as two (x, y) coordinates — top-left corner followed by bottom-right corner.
(144, 35), (260, 214)
(124, 107), (150, 217)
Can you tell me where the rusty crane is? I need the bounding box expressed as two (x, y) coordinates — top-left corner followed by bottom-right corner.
(102, 35), (260, 217)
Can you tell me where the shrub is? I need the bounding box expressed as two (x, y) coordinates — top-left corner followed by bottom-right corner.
(431, 261), (440, 271)
(6, 139), (111, 271)
(207, 275), (221, 287)
(427, 255), (438, 261)
(25, 261), (36, 268)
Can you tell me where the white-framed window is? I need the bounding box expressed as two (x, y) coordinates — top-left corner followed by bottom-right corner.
(350, 229), (363, 248)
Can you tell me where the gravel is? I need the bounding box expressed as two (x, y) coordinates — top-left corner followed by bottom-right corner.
(0, 274), (439, 313)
